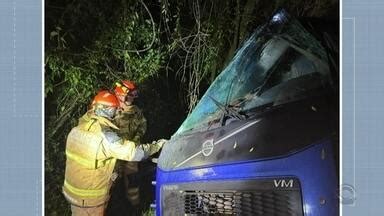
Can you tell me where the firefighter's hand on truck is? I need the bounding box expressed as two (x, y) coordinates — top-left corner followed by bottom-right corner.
(156, 139), (168, 149)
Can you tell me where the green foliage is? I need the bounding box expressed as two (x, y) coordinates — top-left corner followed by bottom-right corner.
(142, 208), (155, 216)
(45, 1), (167, 214)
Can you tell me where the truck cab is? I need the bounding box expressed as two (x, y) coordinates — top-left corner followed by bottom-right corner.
(155, 9), (339, 216)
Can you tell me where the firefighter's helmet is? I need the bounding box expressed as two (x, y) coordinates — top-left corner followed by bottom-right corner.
(91, 90), (119, 119)
(114, 80), (138, 98)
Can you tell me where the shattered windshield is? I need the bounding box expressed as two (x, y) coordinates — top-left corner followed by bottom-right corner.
(175, 10), (330, 135)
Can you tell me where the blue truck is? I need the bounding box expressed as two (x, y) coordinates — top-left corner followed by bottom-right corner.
(155, 9), (339, 216)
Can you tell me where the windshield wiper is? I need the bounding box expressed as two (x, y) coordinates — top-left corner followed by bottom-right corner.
(208, 96), (246, 125)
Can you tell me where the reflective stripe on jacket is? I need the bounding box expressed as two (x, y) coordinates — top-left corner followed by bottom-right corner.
(63, 112), (160, 207)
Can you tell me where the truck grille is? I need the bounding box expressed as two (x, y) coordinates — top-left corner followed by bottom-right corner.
(162, 178), (303, 216)
(184, 191), (298, 215)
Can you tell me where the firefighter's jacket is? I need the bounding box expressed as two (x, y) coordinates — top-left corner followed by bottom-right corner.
(63, 113), (161, 207)
(114, 105), (147, 142)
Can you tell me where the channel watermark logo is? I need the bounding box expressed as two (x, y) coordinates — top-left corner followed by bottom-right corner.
(339, 183), (356, 205)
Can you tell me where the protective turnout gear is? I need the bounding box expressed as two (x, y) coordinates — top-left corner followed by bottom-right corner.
(114, 105), (147, 142)
(113, 80), (165, 209)
(113, 104), (147, 208)
(71, 204), (106, 216)
(62, 113), (161, 213)
(117, 138), (166, 208)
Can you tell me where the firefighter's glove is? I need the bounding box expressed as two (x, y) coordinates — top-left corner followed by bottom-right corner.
(148, 139), (168, 155)
(156, 139), (168, 149)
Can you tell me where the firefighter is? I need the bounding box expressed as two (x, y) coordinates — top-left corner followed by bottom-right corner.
(113, 80), (147, 208)
(114, 80), (146, 143)
(63, 90), (166, 216)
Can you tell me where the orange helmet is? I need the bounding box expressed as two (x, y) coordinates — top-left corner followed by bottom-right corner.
(91, 90), (119, 108)
(114, 80), (138, 97)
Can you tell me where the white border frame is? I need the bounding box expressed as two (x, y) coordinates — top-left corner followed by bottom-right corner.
(42, 0), (45, 214)
(340, 0), (343, 215)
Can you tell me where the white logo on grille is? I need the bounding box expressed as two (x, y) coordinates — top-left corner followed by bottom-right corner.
(274, 179), (294, 188)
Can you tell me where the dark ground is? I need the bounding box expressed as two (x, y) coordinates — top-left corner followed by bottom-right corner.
(107, 161), (157, 216)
